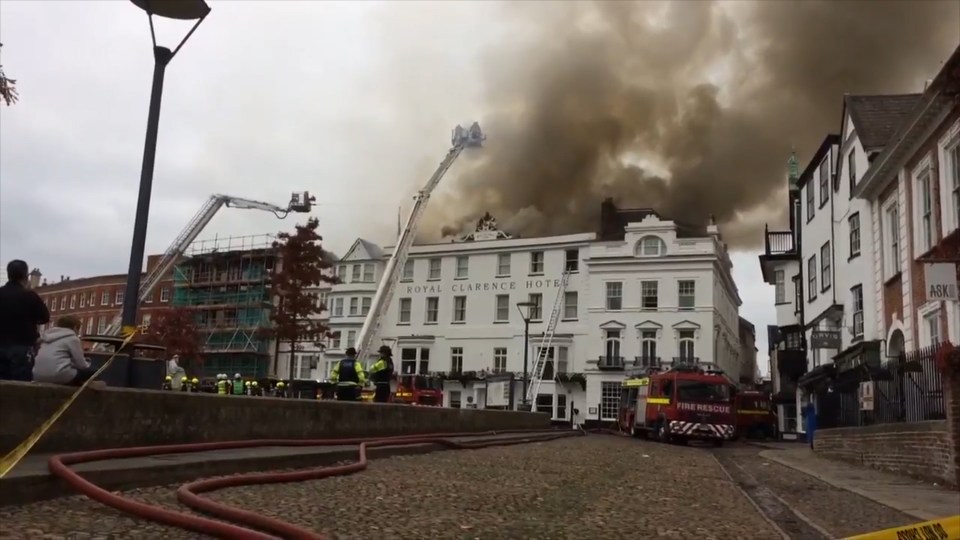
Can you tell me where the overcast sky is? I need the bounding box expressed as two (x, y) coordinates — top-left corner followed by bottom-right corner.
(8, 1), (949, 378)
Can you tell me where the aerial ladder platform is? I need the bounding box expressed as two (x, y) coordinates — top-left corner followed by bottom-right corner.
(99, 192), (315, 341)
(354, 123), (485, 363)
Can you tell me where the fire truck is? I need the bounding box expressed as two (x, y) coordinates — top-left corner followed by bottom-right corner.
(392, 374), (444, 406)
(733, 390), (777, 440)
(617, 364), (735, 446)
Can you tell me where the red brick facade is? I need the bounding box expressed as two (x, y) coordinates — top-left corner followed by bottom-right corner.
(879, 181), (903, 333)
(32, 254), (174, 342)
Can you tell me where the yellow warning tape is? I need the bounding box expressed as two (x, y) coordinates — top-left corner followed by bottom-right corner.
(843, 514), (960, 540)
(0, 330), (138, 478)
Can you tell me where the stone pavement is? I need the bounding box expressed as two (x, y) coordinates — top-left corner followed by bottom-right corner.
(0, 431), (561, 506)
(756, 442), (960, 522)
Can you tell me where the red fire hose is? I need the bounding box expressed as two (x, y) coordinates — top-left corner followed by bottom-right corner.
(48, 429), (580, 539)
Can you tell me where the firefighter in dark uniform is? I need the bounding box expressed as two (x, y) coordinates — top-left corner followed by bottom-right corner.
(275, 380), (287, 398)
(330, 347), (366, 401)
(190, 377), (200, 392)
(162, 375), (173, 391)
(180, 376), (190, 392)
(369, 345), (395, 403)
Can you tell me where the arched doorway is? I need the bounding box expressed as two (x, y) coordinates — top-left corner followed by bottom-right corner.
(887, 329), (905, 360)
(886, 329), (907, 421)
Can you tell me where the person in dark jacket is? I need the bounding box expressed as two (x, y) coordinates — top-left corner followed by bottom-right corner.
(331, 347), (366, 401)
(368, 345), (395, 403)
(0, 260), (50, 381)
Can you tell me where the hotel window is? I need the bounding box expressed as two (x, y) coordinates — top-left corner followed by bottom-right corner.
(774, 270), (785, 304)
(849, 212), (861, 258)
(807, 255), (817, 300)
(399, 347), (431, 375)
(641, 281), (658, 310)
(851, 285), (864, 339)
(347, 330), (356, 348)
(401, 260), (414, 282)
(847, 149), (856, 190)
(349, 297), (359, 316)
(362, 264), (375, 283)
(883, 199), (901, 278)
(917, 171), (934, 253)
(116, 291), (125, 305)
(678, 330), (696, 360)
(793, 275), (802, 314)
(497, 253), (511, 277)
(89, 291), (97, 306)
(428, 258), (441, 280)
(605, 281), (622, 311)
(563, 291), (578, 320)
(101, 291), (109, 306)
(819, 159), (829, 206)
(638, 236), (667, 257)
(425, 297), (439, 323)
(528, 293), (543, 320)
(160, 287), (170, 302)
(948, 142), (960, 231)
(604, 329), (622, 360)
(60, 296), (66, 310)
(333, 297), (343, 317)
(79, 294), (86, 308)
(677, 280), (694, 310)
(453, 296), (467, 323)
(361, 297), (371, 316)
(806, 183), (815, 222)
(529, 251), (544, 275)
(97, 316), (106, 334)
(493, 347), (507, 372)
(85, 317), (94, 335)
(331, 331), (342, 349)
(69, 294), (76, 309)
(351, 265), (361, 282)
(495, 294), (510, 322)
(600, 381), (621, 421)
(925, 310), (941, 347)
(455, 256), (469, 279)
(450, 347), (463, 373)
(336, 265), (346, 279)
(398, 298), (411, 324)
(557, 346), (569, 374)
(564, 249), (579, 272)
(820, 242), (831, 292)
(639, 331), (658, 365)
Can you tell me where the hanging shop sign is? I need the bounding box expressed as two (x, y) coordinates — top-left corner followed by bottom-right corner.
(924, 263), (958, 302)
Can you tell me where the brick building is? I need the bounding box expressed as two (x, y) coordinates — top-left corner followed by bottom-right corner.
(31, 253), (175, 342)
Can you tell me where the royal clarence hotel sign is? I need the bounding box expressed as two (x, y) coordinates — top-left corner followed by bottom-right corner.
(404, 277), (565, 295)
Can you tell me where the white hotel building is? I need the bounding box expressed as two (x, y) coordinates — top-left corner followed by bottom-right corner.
(311, 200), (745, 426)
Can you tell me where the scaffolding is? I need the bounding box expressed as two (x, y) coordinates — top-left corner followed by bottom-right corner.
(173, 234), (278, 378)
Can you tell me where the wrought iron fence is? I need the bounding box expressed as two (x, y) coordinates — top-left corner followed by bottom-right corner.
(822, 343), (946, 428)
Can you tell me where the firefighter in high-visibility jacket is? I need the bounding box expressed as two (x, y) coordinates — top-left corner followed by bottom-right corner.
(232, 373), (245, 395)
(216, 373), (229, 395)
(369, 345), (395, 403)
(330, 347), (366, 401)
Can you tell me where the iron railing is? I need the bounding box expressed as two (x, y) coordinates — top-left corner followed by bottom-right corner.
(597, 355), (625, 370)
(820, 343), (946, 428)
(633, 356), (661, 368)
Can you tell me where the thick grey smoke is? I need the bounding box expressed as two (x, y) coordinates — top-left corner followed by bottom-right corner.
(423, 0), (959, 248)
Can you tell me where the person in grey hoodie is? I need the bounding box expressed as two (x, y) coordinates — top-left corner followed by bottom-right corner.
(33, 315), (98, 386)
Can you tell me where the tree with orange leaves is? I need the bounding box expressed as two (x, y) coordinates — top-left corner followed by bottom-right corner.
(268, 217), (338, 379)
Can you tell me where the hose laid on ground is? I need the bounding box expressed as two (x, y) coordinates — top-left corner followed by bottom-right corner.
(48, 429), (580, 539)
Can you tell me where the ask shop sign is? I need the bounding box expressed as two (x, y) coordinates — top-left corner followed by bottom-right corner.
(924, 263), (959, 302)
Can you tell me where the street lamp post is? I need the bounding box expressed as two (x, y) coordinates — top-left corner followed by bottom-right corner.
(516, 301), (535, 410)
(119, 0), (210, 338)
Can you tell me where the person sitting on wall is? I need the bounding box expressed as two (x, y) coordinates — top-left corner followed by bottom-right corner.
(33, 315), (101, 387)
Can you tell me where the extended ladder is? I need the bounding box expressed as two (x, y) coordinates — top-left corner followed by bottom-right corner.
(525, 270), (571, 405)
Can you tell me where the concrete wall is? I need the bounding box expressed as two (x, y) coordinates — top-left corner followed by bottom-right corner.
(813, 420), (956, 489)
(0, 382), (552, 454)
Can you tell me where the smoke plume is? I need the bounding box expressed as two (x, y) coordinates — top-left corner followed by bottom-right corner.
(421, 0), (959, 248)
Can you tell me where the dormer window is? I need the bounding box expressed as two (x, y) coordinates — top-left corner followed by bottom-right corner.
(636, 236), (667, 257)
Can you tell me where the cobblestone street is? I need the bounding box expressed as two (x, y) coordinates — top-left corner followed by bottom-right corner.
(0, 435), (929, 539)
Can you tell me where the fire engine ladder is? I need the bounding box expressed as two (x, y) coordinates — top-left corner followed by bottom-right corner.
(354, 123), (485, 363)
(525, 270), (571, 405)
(97, 192), (315, 346)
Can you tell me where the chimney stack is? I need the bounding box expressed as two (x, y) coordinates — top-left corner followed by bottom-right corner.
(28, 268), (42, 289)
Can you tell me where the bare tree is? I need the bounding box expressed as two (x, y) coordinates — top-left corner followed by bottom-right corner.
(0, 43), (18, 106)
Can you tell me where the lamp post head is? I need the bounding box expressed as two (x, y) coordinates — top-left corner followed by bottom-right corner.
(516, 301), (535, 322)
(130, 0), (210, 20)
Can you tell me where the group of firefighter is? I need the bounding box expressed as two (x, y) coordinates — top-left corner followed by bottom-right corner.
(158, 345), (394, 402)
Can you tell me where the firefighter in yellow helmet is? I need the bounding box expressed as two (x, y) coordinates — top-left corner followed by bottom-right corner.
(162, 375), (173, 391)
(216, 373), (229, 395)
(369, 345), (395, 403)
(191, 377), (200, 393)
(275, 380), (287, 398)
(180, 375), (190, 392)
(250, 380), (261, 396)
(330, 347), (366, 401)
